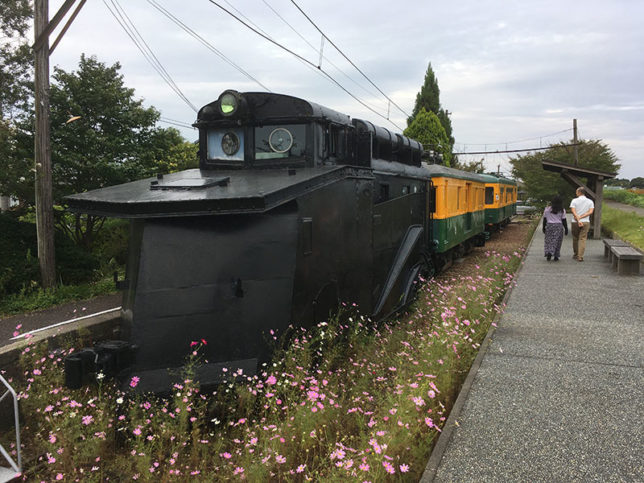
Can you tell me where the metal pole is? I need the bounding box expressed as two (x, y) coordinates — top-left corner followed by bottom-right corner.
(34, 0), (57, 288)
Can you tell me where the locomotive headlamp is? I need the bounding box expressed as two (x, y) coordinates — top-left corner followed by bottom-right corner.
(219, 91), (240, 116)
(221, 131), (240, 155)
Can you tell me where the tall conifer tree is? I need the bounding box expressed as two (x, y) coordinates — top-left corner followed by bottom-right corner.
(407, 63), (454, 152)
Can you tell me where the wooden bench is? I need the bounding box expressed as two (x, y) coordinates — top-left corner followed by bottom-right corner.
(603, 238), (630, 264)
(610, 246), (643, 275)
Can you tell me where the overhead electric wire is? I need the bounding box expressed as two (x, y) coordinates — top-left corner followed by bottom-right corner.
(261, 0), (384, 103)
(160, 117), (196, 129)
(103, 0), (198, 112)
(207, 0), (404, 131)
(455, 128), (574, 149)
(453, 143), (581, 156)
(289, 0), (410, 120)
(147, 0), (271, 92)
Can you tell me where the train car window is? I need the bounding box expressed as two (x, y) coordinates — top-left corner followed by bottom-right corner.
(255, 124), (306, 160)
(485, 187), (494, 204)
(402, 186), (409, 195)
(207, 128), (245, 162)
(429, 185), (436, 213)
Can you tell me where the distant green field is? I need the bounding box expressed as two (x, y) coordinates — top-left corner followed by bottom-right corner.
(601, 204), (644, 250)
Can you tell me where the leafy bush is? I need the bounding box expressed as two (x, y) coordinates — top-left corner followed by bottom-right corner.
(603, 189), (644, 208)
(0, 213), (99, 296)
(91, 218), (129, 268)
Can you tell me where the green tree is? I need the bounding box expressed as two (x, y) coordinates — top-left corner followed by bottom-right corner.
(404, 108), (452, 166)
(605, 178), (630, 188)
(629, 177), (644, 189)
(509, 140), (620, 202)
(1, 54), (189, 248)
(0, 0), (33, 204)
(407, 63), (454, 150)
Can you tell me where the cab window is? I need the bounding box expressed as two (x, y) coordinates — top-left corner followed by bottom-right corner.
(255, 124), (306, 160)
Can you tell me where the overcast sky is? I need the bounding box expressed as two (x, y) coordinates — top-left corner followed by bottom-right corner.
(48, 0), (643, 179)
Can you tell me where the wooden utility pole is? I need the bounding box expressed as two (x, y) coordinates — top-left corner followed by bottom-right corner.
(32, 0), (86, 289)
(573, 118), (578, 166)
(34, 0), (56, 288)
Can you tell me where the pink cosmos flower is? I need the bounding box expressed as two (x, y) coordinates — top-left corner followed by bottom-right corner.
(129, 376), (140, 388)
(55, 473), (63, 480)
(296, 464), (306, 473)
(383, 461), (395, 474)
(275, 454), (286, 464)
(233, 467), (244, 475)
(82, 415), (93, 425)
(400, 464), (410, 473)
(266, 375), (277, 385)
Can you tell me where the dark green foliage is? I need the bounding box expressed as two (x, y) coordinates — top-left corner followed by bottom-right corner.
(629, 177), (644, 189)
(509, 140), (620, 202)
(91, 218), (130, 266)
(404, 108), (452, 166)
(604, 178), (630, 187)
(406, 63), (454, 163)
(0, 214), (98, 296)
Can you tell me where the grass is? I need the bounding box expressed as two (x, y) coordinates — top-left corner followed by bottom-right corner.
(601, 204), (644, 250)
(0, 275), (118, 317)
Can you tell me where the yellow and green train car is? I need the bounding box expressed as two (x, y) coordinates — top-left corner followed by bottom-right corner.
(480, 174), (517, 229)
(426, 165), (488, 257)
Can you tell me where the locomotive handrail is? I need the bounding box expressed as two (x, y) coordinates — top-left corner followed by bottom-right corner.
(0, 374), (21, 476)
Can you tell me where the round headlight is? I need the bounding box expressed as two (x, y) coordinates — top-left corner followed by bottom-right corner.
(269, 128), (293, 153)
(219, 92), (238, 115)
(221, 132), (240, 155)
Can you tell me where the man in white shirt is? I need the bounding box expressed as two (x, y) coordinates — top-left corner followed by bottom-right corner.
(569, 187), (595, 261)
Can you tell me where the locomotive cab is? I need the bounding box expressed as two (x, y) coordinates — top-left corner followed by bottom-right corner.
(197, 90), (353, 170)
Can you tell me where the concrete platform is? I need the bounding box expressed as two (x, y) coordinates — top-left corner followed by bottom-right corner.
(422, 219), (644, 482)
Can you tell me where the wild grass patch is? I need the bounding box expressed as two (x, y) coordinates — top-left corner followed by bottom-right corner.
(601, 205), (644, 250)
(0, 275), (118, 317)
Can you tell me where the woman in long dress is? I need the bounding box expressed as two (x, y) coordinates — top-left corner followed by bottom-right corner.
(542, 195), (568, 261)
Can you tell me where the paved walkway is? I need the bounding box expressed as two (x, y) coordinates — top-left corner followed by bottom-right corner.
(604, 200), (644, 217)
(423, 218), (644, 482)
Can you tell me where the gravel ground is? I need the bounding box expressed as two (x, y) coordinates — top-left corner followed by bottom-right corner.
(444, 217), (536, 278)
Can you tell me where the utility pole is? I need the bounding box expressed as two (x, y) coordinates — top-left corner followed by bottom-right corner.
(573, 118), (578, 166)
(34, 0), (56, 288)
(32, 0), (86, 289)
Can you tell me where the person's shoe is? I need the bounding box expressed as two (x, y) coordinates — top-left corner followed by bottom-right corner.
(577, 258), (584, 262)
(554, 257), (559, 261)
(546, 253), (552, 261)
(572, 255), (578, 260)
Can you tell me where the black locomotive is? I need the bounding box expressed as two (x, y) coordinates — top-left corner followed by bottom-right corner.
(64, 90), (514, 392)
